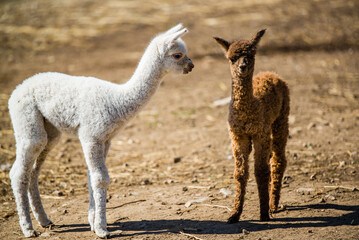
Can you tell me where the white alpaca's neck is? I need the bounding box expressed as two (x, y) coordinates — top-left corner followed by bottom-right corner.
(117, 42), (166, 118)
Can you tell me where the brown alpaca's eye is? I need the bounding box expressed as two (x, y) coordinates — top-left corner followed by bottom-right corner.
(172, 53), (183, 60)
(244, 57), (252, 64)
(230, 58), (236, 64)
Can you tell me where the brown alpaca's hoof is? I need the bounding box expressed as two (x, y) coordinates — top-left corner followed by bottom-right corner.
(270, 207), (278, 213)
(227, 214), (239, 224)
(269, 202), (279, 213)
(260, 214), (270, 221)
(271, 204), (286, 213)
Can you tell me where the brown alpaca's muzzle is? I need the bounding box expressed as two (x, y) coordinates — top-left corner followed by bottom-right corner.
(237, 56), (249, 74)
(238, 64), (247, 74)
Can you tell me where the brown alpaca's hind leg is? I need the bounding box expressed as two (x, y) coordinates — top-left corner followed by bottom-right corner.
(253, 134), (271, 221)
(269, 112), (289, 212)
(227, 134), (252, 224)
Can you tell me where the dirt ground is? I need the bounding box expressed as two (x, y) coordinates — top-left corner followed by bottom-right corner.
(0, 0), (358, 239)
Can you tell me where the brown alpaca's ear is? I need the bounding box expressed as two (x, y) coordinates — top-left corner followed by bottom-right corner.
(250, 29), (266, 47)
(213, 37), (230, 53)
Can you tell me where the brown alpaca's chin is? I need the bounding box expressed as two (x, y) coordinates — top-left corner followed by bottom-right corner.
(237, 66), (250, 75)
(237, 70), (250, 76)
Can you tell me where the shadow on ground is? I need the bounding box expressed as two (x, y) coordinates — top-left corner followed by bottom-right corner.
(52, 204), (359, 237)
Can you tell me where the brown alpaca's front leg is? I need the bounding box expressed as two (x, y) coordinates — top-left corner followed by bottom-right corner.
(227, 133), (252, 224)
(253, 135), (271, 221)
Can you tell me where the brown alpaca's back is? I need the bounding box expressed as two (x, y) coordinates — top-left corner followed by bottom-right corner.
(253, 71), (290, 126)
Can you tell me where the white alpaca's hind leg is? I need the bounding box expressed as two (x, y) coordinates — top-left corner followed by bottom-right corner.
(28, 122), (60, 227)
(10, 138), (47, 237)
(10, 146), (40, 237)
(28, 150), (53, 228)
(81, 140), (110, 238)
(9, 104), (47, 237)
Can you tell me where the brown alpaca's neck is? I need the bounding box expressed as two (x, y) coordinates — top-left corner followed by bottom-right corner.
(231, 70), (254, 110)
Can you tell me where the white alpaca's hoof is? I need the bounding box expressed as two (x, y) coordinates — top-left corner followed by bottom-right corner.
(95, 228), (110, 239)
(88, 218), (94, 232)
(88, 213), (95, 231)
(41, 220), (54, 228)
(23, 229), (38, 238)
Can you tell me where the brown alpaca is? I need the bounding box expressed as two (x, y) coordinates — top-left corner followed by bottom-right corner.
(214, 29), (290, 223)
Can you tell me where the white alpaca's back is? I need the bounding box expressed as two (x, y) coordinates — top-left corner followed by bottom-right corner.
(10, 72), (132, 137)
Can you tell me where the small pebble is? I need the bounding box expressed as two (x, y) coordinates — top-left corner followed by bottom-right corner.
(219, 188), (232, 197)
(112, 230), (123, 235)
(141, 179), (152, 185)
(191, 178), (198, 183)
(307, 122), (316, 129)
(164, 179), (175, 184)
(325, 193), (336, 200)
(283, 175), (292, 181)
(53, 190), (63, 196)
(296, 188), (315, 195)
(338, 161), (346, 168)
(40, 232), (55, 237)
(278, 204), (286, 211)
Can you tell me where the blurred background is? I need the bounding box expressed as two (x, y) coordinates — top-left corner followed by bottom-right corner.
(0, 0), (358, 239)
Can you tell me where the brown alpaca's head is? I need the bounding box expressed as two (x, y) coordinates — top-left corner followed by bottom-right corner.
(213, 29), (266, 76)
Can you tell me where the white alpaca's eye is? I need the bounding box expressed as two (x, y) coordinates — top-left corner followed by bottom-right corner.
(172, 53), (183, 60)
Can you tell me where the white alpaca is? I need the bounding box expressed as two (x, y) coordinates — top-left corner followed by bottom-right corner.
(8, 24), (194, 238)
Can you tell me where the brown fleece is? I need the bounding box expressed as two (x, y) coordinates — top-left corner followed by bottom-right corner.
(214, 29), (290, 223)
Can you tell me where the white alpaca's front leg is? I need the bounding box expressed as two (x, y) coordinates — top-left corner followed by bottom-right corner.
(87, 170), (95, 231)
(81, 140), (110, 238)
(88, 140), (111, 232)
(93, 183), (109, 238)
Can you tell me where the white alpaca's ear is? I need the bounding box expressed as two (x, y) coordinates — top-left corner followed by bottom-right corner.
(165, 28), (188, 44)
(164, 23), (184, 36)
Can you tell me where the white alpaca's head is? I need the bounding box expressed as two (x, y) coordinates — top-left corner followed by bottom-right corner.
(151, 24), (194, 74)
